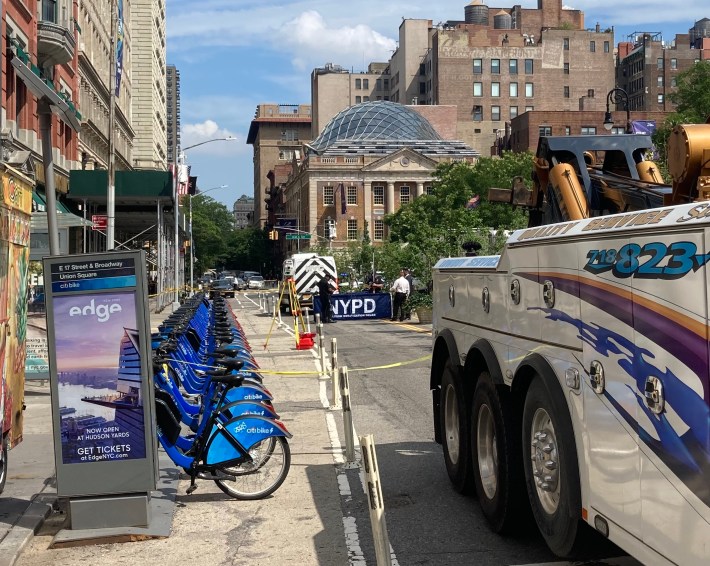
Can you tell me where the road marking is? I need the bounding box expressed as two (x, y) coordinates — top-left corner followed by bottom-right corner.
(513, 558), (639, 566)
(318, 351), (400, 565)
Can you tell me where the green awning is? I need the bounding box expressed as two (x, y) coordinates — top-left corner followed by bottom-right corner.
(31, 191), (93, 230)
(68, 170), (174, 201)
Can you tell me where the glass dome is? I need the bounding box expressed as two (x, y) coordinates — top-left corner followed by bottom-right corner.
(310, 101), (441, 152)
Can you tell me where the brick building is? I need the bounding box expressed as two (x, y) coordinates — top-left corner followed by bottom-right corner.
(309, 1), (615, 159)
(2, 0), (81, 188)
(247, 104), (312, 228)
(616, 19), (710, 113)
(509, 110), (669, 153)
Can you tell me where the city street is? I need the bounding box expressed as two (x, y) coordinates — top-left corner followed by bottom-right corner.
(7, 292), (635, 566)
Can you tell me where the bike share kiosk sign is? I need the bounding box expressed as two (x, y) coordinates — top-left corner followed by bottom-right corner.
(44, 251), (157, 529)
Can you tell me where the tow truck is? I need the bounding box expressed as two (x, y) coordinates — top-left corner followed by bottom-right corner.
(430, 124), (710, 564)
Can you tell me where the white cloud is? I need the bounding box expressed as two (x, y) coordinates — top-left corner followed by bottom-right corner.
(279, 11), (397, 68)
(181, 120), (246, 156)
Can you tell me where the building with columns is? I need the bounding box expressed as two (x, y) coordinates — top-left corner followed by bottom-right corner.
(278, 101), (477, 254)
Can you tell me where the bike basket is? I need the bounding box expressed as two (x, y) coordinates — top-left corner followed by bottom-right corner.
(204, 415), (291, 466)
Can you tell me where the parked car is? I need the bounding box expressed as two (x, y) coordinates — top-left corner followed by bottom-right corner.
(247, 275), (265, 290)
(210, 278), (235, 298)
(242, 271), (261, 282)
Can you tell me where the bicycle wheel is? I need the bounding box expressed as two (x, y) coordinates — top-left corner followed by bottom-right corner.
(227, 436), (277, 475)
(214, 436), (290, 500)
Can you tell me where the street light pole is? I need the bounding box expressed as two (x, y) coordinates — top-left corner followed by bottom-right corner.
(603, 87), (632, 134)
(173, 136), (235, 307)
(188, 184), (227, 295)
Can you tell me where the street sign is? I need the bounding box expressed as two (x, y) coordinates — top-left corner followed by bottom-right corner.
(286, 233), (311, 240)
(92, 214), (108, 231)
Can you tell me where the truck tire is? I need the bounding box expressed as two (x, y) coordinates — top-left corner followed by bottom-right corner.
(471, 372), (526, 533)
(522, 377), (586, 558)
(0, 435), (7, 494)
(440, 361), (473, 494)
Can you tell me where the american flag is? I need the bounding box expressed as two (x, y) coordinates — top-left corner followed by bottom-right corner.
(177, 164), (191, 195)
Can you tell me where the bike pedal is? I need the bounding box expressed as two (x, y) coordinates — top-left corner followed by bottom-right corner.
(186, 484), (198, 495)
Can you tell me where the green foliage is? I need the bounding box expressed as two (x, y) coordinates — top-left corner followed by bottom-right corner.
(667, 61), (710, 123)
(405, 292), (433, 310)
(383, 154), (530, 288)
(189, 195), (236, 273)
(654, 61), (710, 167)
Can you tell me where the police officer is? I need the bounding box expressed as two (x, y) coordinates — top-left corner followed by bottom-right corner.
(317, 273), (335, 323)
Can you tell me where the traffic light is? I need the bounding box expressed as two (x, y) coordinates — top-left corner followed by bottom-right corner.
(269, 229), (278, 240)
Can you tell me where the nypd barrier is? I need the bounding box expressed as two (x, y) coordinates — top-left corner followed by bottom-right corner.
(315, 292), (391, 321)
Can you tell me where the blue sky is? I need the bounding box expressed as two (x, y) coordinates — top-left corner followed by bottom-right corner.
(166, 0), (708, 208)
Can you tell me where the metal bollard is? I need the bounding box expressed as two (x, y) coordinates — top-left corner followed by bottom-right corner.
(304, 307), (311, 334)
(360, 434), (393, 566)
(340, 366), (356, 463)
(316, 322), (326, 376)
(331, 338), (341, 409)
(315, 313), (321, 325)
(318, 322), (327, 377)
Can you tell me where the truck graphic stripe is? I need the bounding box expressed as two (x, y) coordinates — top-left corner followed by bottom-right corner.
(530, 306), (710, 508)
(520, 271), (709, 390)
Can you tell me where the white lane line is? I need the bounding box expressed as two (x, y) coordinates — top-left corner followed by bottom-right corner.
(513, 559), (638, 566)
(317, 347), (399, 565)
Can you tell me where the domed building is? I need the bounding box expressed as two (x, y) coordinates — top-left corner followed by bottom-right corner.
(278, 101), (478, 252)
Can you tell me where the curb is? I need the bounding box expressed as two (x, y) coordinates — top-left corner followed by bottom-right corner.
(0, 495), (55, 566)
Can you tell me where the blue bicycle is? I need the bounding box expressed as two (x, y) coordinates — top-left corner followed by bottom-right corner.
(154, 360), (291, 499)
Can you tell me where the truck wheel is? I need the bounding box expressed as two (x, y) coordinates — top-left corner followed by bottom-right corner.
(440, 362), (473, 494)
(471, 372), (525, 533)
(523, 378), (585, 558)
(0, 435), (7, 494)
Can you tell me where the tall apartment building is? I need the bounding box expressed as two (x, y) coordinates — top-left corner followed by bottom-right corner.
(131, 0), (166, 170)
(233, 195), (254, 229)
(77, 0), (134, 172)
(166, 65), (180, 165)
(616, 19), (710, 112)
(246, 104), (312, 228)
(311, 62), (389, 138)
(431, 0), (614, 154)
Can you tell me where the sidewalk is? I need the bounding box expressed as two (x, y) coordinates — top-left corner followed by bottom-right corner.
(0, 294), (348, 565)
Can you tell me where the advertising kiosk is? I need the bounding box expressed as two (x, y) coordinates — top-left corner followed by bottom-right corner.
(43, 250), (158, 529)
(0, 165), (32, 493)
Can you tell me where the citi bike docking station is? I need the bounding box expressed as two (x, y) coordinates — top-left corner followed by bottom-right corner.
(43, 250), (160, 537)
(151, 292), (291, 500)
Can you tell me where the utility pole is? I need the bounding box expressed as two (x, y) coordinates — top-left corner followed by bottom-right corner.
(106, 0), (117, 250)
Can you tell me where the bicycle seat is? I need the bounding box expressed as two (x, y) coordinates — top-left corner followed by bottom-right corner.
(216, 358), (244, 372)
(211, 346), (240, 357)
(209, 373), (245, 387)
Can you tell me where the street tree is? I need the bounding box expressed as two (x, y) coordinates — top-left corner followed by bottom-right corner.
(653, 61), (710, 169)
(189, 195), (236, 274)
(384, 154), (530, 287)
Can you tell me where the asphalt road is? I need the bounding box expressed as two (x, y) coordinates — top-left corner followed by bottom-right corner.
(321, 316), (628, 565)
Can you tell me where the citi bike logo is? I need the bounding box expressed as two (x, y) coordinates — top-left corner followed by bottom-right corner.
(69, 299), (123, 323)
